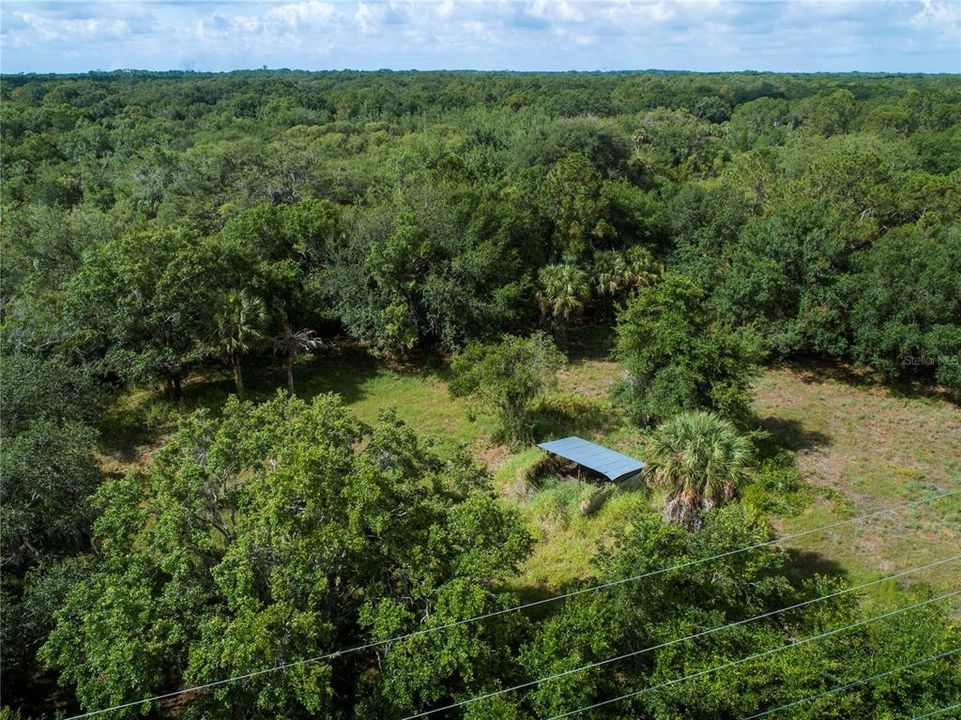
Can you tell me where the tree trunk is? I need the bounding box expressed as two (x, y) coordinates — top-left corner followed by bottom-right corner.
(232, 354), (245, 398)
(286, 349), (295, 394)
(554, 321), (568, 350)
(165, 373), (183, 402)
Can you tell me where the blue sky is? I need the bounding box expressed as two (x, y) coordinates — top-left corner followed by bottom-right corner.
(2, 0), (959, 74)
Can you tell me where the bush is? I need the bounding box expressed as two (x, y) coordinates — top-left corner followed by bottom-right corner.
(529, 391), (613, 438)
(450, 332), (564, 444)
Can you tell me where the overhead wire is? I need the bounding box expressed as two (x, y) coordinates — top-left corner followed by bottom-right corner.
(61, 486), (961, 720)
(913, 703), (961, 719)
(742, 647), (961, 719)
(542, 590), (960, 720)
(400, 555), (961, 719)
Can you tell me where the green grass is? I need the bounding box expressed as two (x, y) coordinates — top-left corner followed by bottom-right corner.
(100, 350), (960, 612)
(514, 482), (649, 591)
(100, 348), (496, 470)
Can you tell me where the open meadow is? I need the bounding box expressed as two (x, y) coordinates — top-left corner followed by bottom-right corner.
(100, 348), (961, 612)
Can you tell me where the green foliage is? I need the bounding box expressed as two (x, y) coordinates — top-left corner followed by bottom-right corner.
(210, 289), (267, 396)
(1, 557), (92, 710)
(518, 116), (633, 177)
(0, 353), (106, 436)
(324, 183), (532, 357)
(450, 332), (565, 443)
(536, 263), (590, 343)
(613, 274), (764, 425)
(541, 153), (617, 260)
(692, 95), (732, 124)
(591, 245), (661, 319)
(1, 419), (99, 571)
(645, 411), (753, 530)
(846, 223), (961, 396)
(3, 70), (961, 717)
(711, 201), (849, 357)
(519, 505), (961, 718)
(0, 353), (105, 710)
(667, 183), (752, 287)
(4, 71), (958, 392)
(745, 448), (809, 516)
(63, 229), (219, 392)
(41, 393), (532, 719)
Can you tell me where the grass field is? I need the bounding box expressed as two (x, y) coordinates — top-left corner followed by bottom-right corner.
(101, 350), (961, 611)
(752, 363), (961, 610)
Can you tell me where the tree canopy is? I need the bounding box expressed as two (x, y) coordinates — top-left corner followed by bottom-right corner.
(3, 69), (960, 718)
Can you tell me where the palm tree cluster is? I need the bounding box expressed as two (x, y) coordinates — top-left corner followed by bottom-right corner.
(537, 247), (661, 345)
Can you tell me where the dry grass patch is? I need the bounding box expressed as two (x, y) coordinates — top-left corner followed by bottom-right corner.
(753, 363), (961, 610)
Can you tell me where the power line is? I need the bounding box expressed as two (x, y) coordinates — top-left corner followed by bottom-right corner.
(401, 555), (961, 720)
(914, 703), (961, 719)
(543, 590), (960, 720)
(743, 647), (961, 718)
(62, 486), (961, 720)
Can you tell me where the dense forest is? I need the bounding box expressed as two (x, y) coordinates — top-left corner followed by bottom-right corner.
(2, 70), (960, 718)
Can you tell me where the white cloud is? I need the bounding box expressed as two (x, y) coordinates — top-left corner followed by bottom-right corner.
(527, 0), (585, 22)
(911, 0), (961, 29)
(437, 0), (457, 19)
(12, 10), (131, 41)
(1, 0), (958, 73)
(354, 2), (382, 33)
(266, 1), (339, 30)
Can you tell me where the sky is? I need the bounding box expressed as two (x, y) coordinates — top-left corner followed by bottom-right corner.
(1, 0), (959, 75)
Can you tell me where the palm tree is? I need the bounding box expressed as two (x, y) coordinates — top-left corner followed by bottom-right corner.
(592, 250), (628, 300)
(537, 263), (590, 346)
(213, 290), (266, 397)
(273, 323), (321, 394)
(622, 245), (661, 292)
(644, 411), (752, 531)
(592, 248), (660, 318)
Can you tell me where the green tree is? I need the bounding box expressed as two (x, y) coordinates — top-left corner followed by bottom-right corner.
(592, 246), (661, 317)
(212, 290), (267, 397)
(536, 264), (590, 345)
(613, 274), (764, 425)
(0, 354), (104, 710)
(63, 230), (254, 399)
(846, 223), (961, 397)
(273, 324), (321, 394)
(692, 95), (732, 124)
(520, 504), (961, 718)
(518, 116), (633, 178)
(1, 419), (100, 572)
(645, 411), (752, 530)
(42, 393), (532, 719)
(711, 201), (849, 358)
(668, 183), (751, 290)
(450, 332), (564, 444)
(541, 154), (617, 261)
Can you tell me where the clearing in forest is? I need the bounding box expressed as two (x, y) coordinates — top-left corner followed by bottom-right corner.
(102, 353), (960, 608)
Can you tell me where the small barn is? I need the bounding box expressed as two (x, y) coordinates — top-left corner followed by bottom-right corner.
(537, 436), (645, 483)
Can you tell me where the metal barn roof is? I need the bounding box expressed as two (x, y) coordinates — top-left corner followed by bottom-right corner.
(537, 436), (645, 481)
